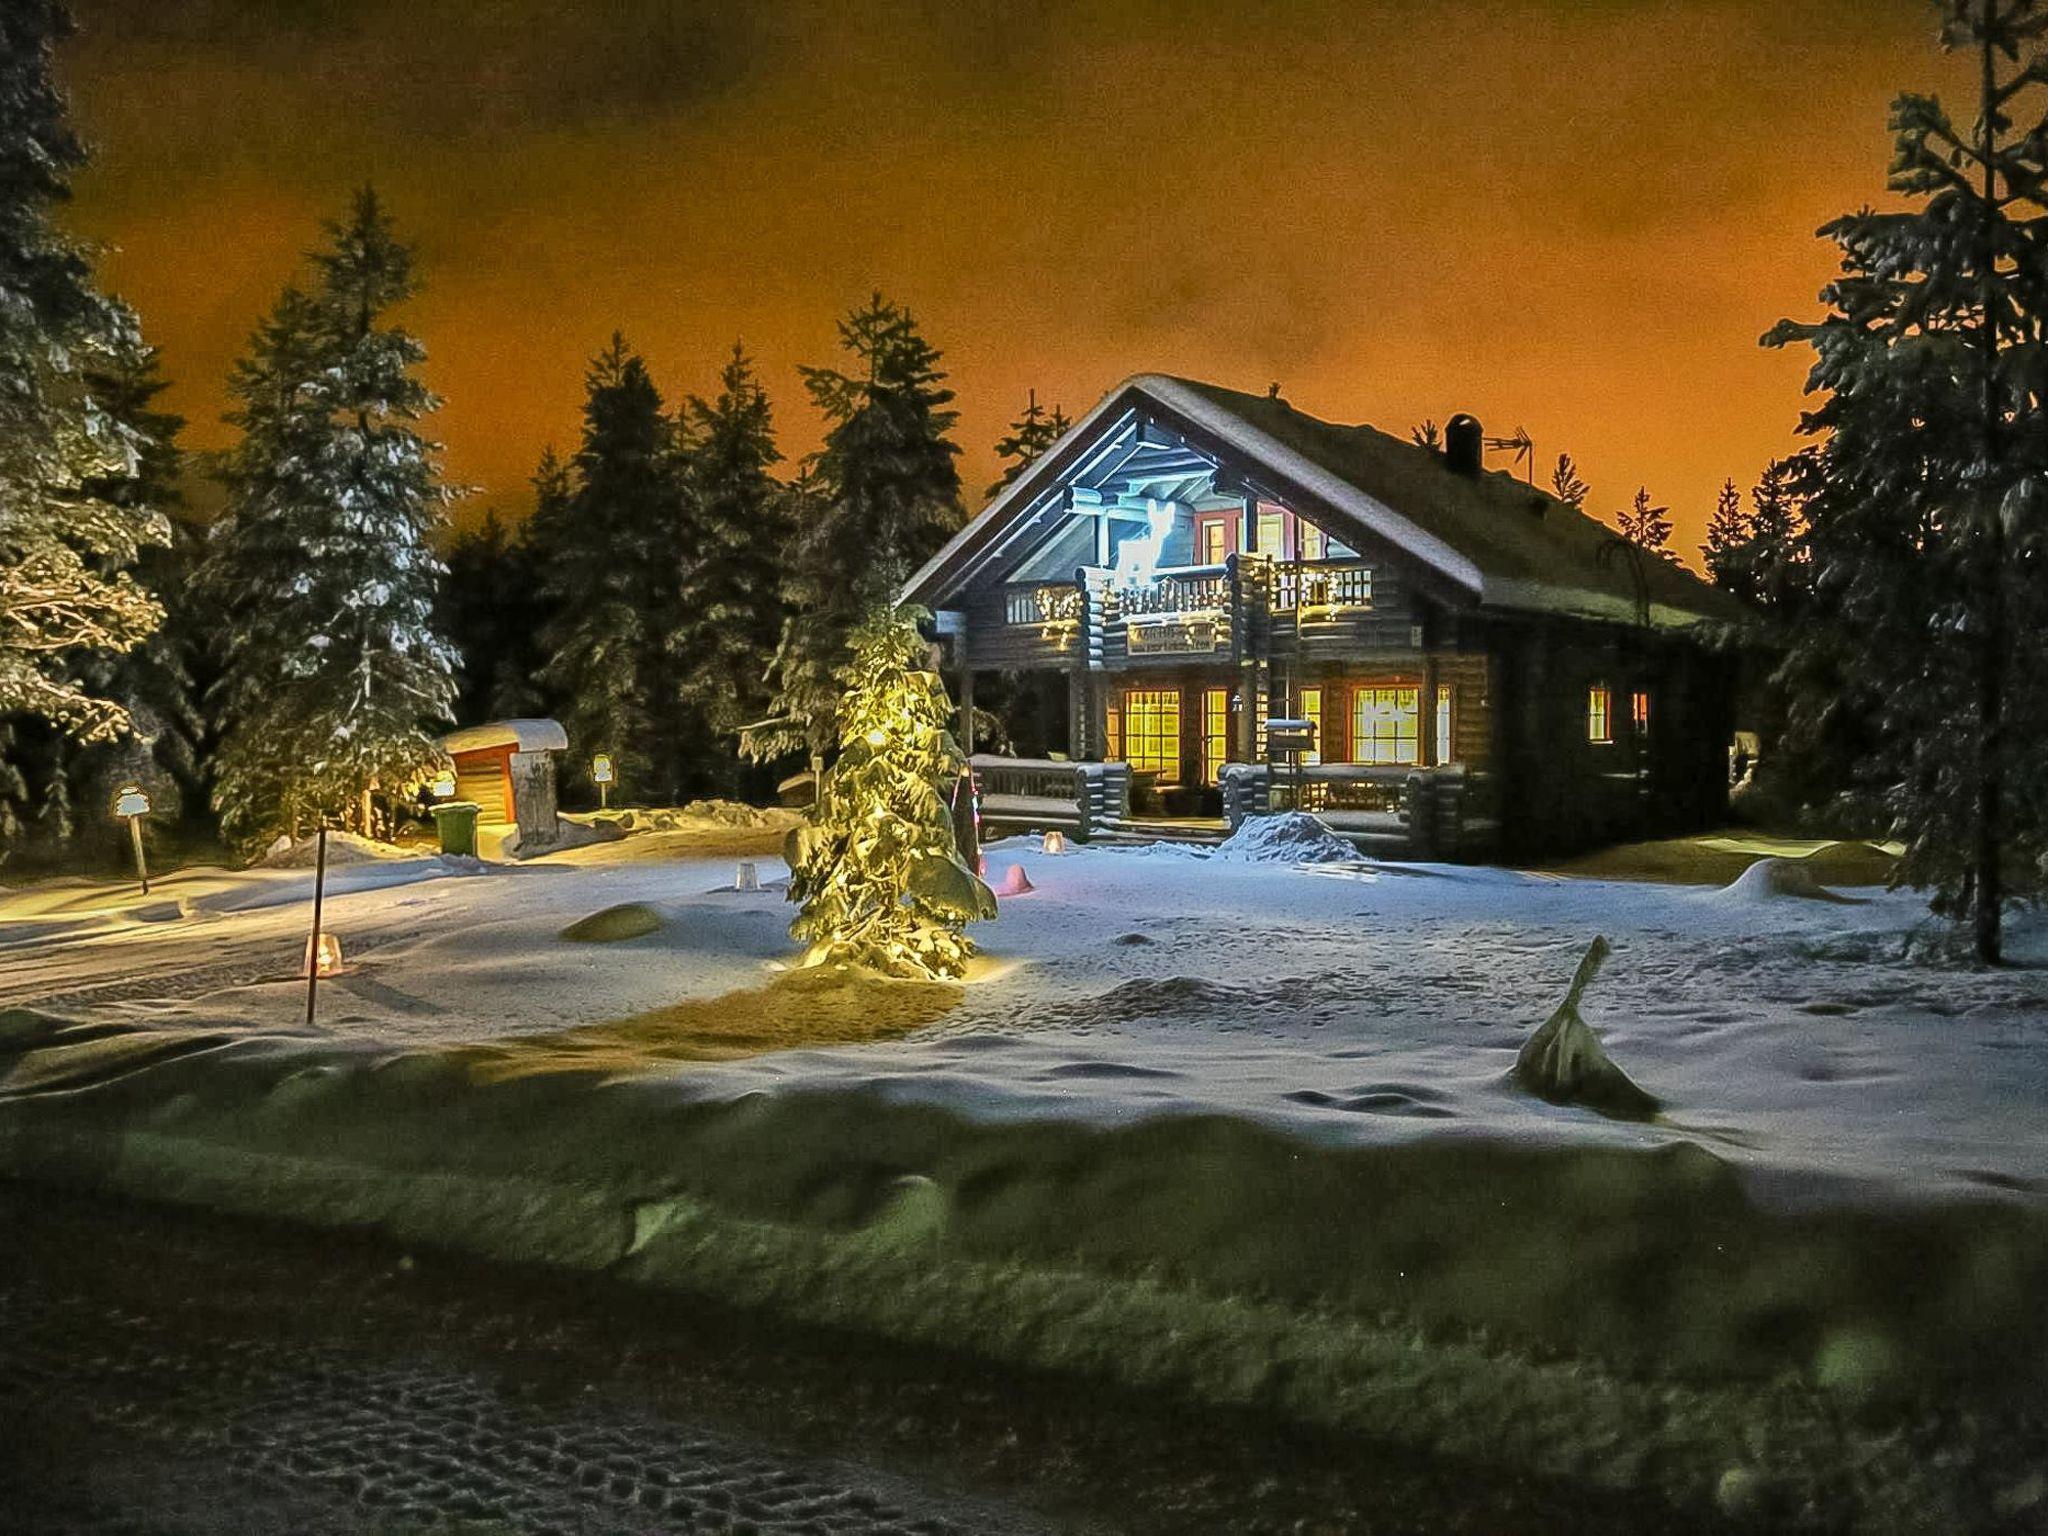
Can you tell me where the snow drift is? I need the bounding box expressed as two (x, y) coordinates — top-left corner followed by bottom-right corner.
(0, 999), (2041, 1531)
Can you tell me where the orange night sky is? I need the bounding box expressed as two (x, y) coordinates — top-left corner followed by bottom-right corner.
(62, 1), (1954, 560)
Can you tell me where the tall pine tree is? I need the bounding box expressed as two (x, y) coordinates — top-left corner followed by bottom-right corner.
(987, 388), (1070, 500)
(205, 190), (460, 847)
(440, 509), (545, 723)
(0, 2), (166, 746)
(534, 335), (689, 801)
(1766, 0), (2048, 961)
(1615, 486), (1676, 562)
(1702, 478), (1751, 598)
(1548, 452), (1590, 508)
(674, 343), (787, 786)
(757, 295), (963, 765)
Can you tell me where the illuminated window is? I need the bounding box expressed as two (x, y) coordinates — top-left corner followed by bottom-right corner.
(1299, 521), (1326, 561)
(1631, 689), (1651, 734)
(1256, 510), (1285, 557)
(1588, 685), (1613, 744)
(1434, 685), (1454, 766)
(1122, 689), (1182, 782)
(1195, 514), (1235, 566)
(1300, 686), (1323, 765)
(1201, 687), (1230, 784)
(1350, 685), (1419, 765)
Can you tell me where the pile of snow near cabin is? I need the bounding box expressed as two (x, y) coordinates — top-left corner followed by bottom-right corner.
(1208, 808), (1360, 863)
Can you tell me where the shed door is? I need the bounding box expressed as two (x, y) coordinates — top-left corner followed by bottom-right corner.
(455, 752), (512, 822)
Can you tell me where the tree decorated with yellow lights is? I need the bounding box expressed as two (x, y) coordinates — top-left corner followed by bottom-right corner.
(786, 605), (992, 980)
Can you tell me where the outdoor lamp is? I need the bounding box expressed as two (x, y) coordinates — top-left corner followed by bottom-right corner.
(114, 783), (152, 895)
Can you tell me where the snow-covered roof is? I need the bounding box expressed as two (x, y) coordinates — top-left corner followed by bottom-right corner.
(442, 718), (568, 756)
(903, 374), (1749, 631)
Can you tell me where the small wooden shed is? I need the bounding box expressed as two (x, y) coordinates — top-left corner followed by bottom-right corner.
(440, 719), (567, 839)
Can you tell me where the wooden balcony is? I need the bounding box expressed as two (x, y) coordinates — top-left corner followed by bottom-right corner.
(1218, 762), (1497, 859)
(970, 755), (1131, 842)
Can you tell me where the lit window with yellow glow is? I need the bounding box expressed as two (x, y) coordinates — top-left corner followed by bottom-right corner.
(1434, 685), (1454, 766)
(1122, 689), (1182, 782)
(1196, 514), (1233, 566)
(1299, 521), (1326, 561)
(1350, 685), (1418, 765)
(1105, 704), (1122, 763)
(1631, 688), (1651, 734)
(1588, 685), (1614, 744)
(1300, 686), (1323, 764)
(1256, 511), (1285, 557)
(1201, 687), (1230, 784)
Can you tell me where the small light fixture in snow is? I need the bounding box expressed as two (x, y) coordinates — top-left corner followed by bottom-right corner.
(1041, 830), (1067, 855)
(304, 931), (344, 979)
(734, 860), (761, 891)
(114, 784), (152, 895)
(996, 863), (1034, 896)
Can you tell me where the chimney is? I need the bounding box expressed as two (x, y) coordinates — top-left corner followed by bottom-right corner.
(1445, 414), (1483, 476)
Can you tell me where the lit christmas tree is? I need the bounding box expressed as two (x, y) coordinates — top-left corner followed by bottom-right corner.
(786, 605), (992, 980)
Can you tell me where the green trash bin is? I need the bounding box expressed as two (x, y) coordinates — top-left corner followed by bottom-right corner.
(430, 800), (480, 857)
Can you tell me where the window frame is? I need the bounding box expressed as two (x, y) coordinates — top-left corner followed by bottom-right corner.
(1121, 688), (1183, 784)
(1587, 684), (1614, 745)
(1349, 682), (1420, 766)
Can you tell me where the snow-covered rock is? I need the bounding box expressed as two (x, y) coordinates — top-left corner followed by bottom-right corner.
(1713, 856), (1863, 905)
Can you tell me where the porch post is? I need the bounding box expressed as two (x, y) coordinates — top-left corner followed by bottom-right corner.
(959, 666), (976, 756)
(1419, 652), (1441, 768)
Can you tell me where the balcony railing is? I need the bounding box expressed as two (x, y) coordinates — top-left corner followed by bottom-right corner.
(1004, 583), (1082, 626)
(1115, 568), (1229, 617)
(1273, 561), (1373, 614)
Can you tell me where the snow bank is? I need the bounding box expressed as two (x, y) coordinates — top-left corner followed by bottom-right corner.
(1712, 856), (1863, 906)
(0, 1004), (2037, 1531)
(259, 831), (416, 868)
(1210, 811), (1358, 864)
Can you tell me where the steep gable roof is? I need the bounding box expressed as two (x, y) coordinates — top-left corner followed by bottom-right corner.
(904, 374), (1748, 631)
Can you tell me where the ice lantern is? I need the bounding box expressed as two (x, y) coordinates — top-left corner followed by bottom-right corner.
(304, 931), (344, 978)
(1041, 830), (1067, 855)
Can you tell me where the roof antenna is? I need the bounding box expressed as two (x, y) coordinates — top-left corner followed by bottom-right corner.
(1267, 381), (1284, 402)
(1486, 425), (1536, 483)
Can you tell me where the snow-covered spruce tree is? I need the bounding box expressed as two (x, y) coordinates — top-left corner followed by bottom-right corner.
(1615, 486), (1676, 562)
(0, 1), (166, 746)
(674, 343), (788, 777)
(787, 604), (992, 980)
(533, 335), (689, 802)
(1766, 0), (2048, 962)
(205, 190), (459, 848)
(756, 294), (964, 765)
(987, 388), (1070, 500)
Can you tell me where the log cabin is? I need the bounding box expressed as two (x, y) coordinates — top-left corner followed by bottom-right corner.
(901, 375), (1749, 859)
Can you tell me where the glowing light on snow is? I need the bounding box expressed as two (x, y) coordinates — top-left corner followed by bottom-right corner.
(1041, 830), (1067, 855)
(304, 931), (344, 978)
(1112, 499), (1179, 588)
(734, 860), (761, 891)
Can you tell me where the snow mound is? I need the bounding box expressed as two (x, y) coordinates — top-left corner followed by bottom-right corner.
(1715, 857), (1863, 906)
(259, 831), (415, 868)
(560, 902), (664, 943)
(678, 798), (786, 828)
(1212, 811), (1357, 865)
(504, 816), (623, 859)
(1512, 936), (1659, 1119)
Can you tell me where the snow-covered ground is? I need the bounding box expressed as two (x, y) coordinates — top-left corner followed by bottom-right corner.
(3, 821), (2044, 1211)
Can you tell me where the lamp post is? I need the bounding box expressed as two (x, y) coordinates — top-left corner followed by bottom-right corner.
(592, 752), (615, 810)
(114, 784), (151, 895)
